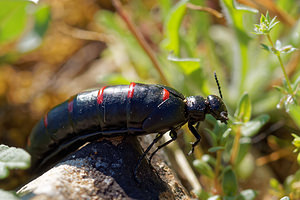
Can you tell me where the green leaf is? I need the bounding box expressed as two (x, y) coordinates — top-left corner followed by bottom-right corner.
(193, 159), (214, 179)
(0, 145), (30, 179)
(33, 4), (51, 37)
(236, 189), (257, 200)
(167, 54), (200, 75)
(220, 128), (232, 145)
(265, 11), (270, 21)
(222, 167), (238, 196)
(208, 146), (225, 153)
(161, 0), (187, 56)
(288, 104), (300, 128)
(240, 114), (270, 137)
(261, 43), (272, 52)
(234, 93), (251, 122)
(0, 189), (19, 200)
(260, 13), (266, 24)
(273, 85), (286, 93)
(0, 0), (29, 44)
(17, 4), (51, 52)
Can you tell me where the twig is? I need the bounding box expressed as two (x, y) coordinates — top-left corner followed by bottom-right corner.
(256, 148), (293, 166)
(186, 3), (224, 19)
(112, 0), (169, 86)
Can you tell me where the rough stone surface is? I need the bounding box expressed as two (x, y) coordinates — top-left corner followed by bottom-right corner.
(18, 136), (190, 200)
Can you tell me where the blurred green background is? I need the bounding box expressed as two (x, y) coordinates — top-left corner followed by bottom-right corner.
(0, 0), (300, 199)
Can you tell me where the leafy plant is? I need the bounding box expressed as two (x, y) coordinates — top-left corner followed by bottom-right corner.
(253, 11), (298, 112)
(0, 145), (30, 200)
(193, 93), (268, 199)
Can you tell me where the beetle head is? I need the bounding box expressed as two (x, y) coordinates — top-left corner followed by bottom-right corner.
(206, 95), (228, 124)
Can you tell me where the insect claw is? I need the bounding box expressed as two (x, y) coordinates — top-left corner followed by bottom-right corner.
(188, 147), (194, 155)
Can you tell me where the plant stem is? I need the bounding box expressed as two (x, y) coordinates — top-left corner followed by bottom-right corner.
(230, 126), (241, 165)
(186, 3), (224, 19)
(266, 35), (293, 94)
(214, 150), (222, 194)
(112, 0), (169, 86)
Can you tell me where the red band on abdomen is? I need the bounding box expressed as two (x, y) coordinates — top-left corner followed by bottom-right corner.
(128, 82), (136, 98)
(162, 89), (169, 101)
(44, 113), (48, 128)
(97, 86), (107, 104)
(68, 98), (74, 113)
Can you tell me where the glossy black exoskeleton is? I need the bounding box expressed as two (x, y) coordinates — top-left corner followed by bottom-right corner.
(27, 75), (228, 178)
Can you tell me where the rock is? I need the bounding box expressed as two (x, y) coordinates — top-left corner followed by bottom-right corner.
(18, 136), (190, 200)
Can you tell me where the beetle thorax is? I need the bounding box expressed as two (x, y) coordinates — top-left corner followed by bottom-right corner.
(185, 96), (207, 123)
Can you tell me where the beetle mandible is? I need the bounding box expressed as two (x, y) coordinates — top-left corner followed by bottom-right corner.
(27, 73), (228, 177)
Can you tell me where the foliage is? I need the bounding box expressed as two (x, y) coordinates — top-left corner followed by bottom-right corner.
(0, 0), (50, 63)
(1, 0), (300, 199)
(0, 145), (30, 179)
(0, 145), (30, 200)
(193, 93), (268, 199)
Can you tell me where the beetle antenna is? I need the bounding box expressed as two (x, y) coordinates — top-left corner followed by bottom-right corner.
(214, 71), (223, 99)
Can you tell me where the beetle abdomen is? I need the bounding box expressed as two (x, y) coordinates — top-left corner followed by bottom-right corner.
(27, 83), (183, 163)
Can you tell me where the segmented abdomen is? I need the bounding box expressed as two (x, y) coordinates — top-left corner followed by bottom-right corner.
(27, 83), (170, 159)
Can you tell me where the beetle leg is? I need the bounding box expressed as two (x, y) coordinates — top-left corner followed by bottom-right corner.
(134, 132), (165, 181)
(148, 129), (177, 164)
(188, 122), (201, 155)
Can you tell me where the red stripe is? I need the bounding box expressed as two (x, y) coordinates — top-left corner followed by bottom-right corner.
(162, 89), (169, 101)
(44, 113), (48, 128)
(68, 98), (74, 113)
(128, 82), (136, 98)
(97, 86), (106, 104)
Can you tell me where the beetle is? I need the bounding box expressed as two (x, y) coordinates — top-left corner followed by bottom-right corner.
(27, 73), (228, 178)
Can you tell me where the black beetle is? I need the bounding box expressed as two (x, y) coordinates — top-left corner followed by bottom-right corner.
(27, 74), (228, 178)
